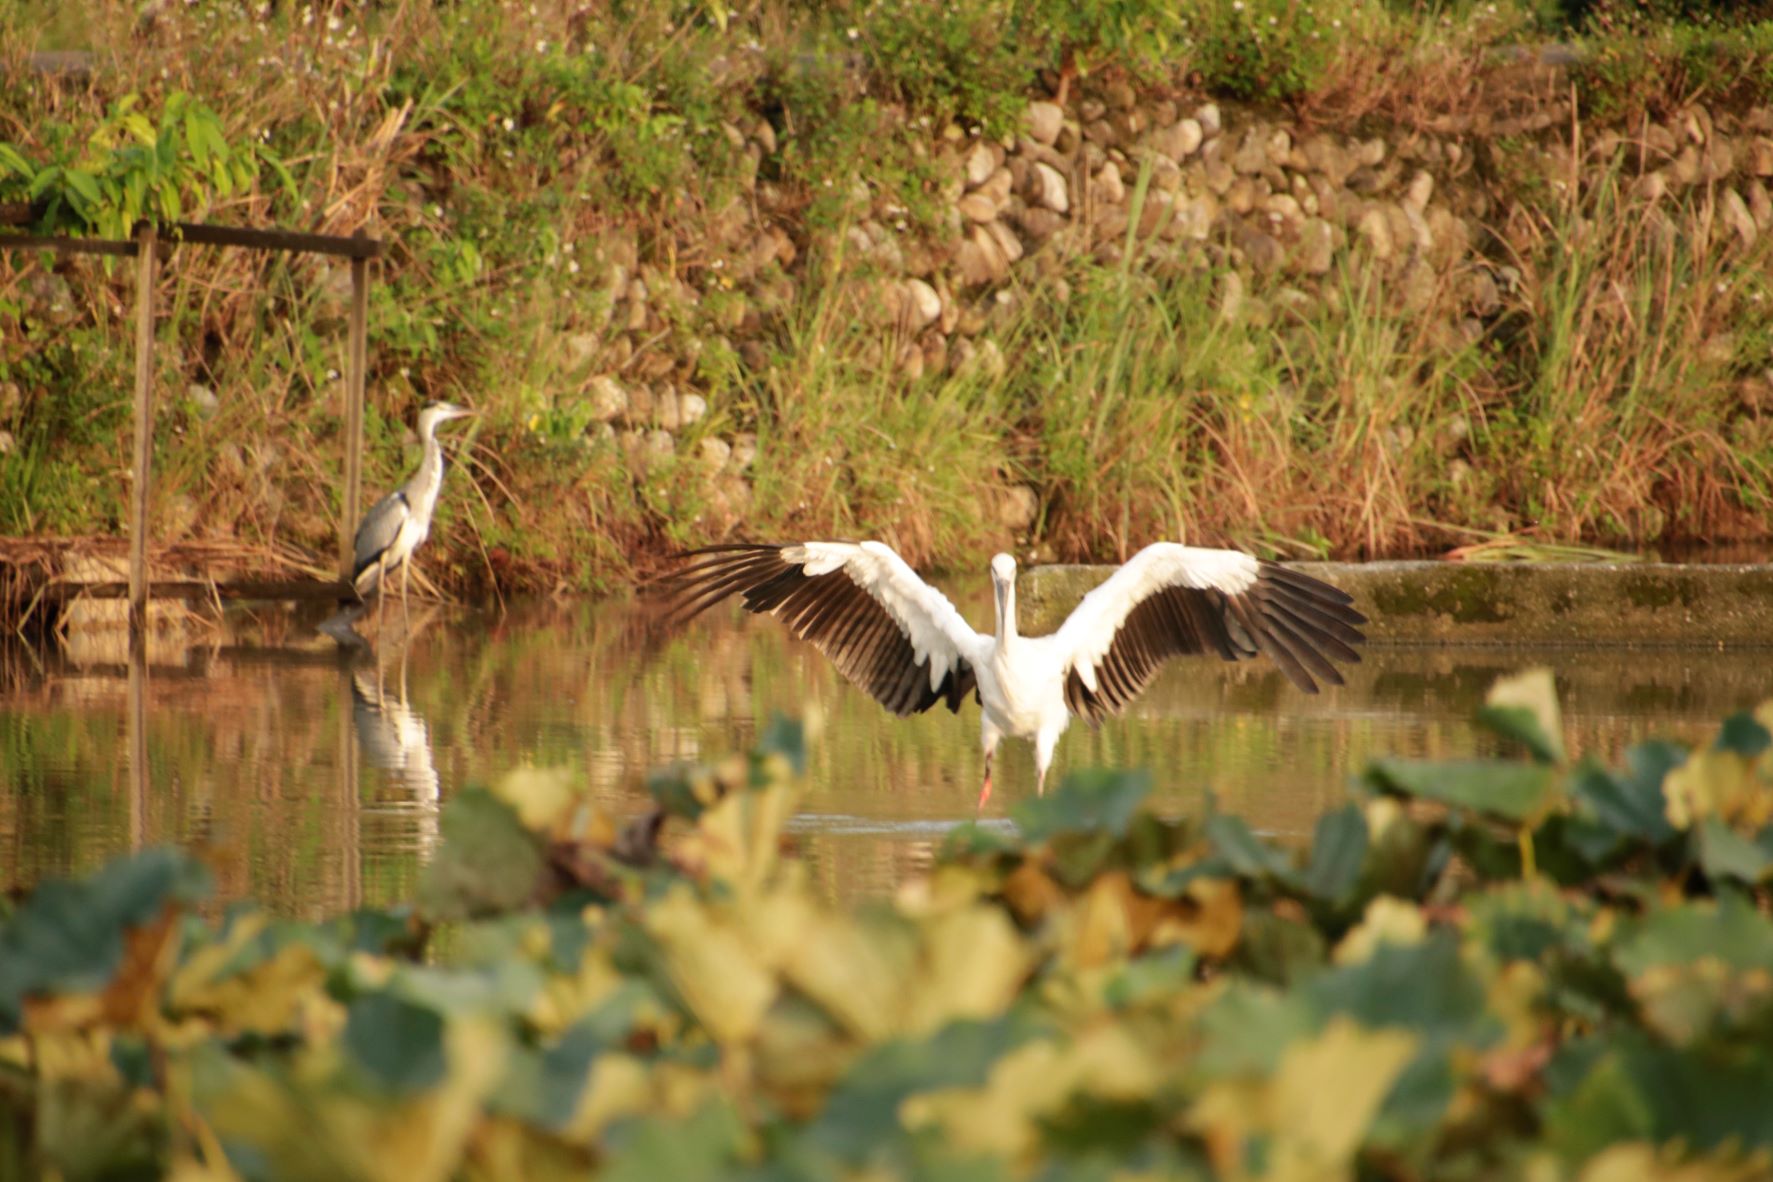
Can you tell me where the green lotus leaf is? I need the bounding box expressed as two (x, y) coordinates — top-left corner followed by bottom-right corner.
(1302, 804), (1369, 907)
(1477, 668), (1566, 764)
(342, 991), (448, 1095)
(1365, 758), (1561, 823)
(418, 787), (546, 922)
(0, 848), (210, 1033)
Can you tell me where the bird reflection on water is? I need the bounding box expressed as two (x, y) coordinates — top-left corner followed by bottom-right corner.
(345, 637), (442, 859)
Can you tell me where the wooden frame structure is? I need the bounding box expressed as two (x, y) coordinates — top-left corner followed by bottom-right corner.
(0, 219), (383, 638)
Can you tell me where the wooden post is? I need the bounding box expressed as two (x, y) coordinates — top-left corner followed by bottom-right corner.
(129, 222), (158, 640)
(340, 240), (369, 582)
(127, 643), (148, 850)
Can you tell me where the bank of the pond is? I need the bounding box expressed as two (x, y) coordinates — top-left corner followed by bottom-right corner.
(5, 4), (1773, 595)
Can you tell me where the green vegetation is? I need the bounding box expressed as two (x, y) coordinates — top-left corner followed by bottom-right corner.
(5, 673), (1773, 1177)
(2, 2), (1773, 594)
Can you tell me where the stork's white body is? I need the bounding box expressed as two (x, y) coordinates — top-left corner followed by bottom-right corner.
(654, 540), (1364, 806)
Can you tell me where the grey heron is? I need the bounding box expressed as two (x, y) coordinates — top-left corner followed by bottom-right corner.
(352, 401), (476, 631)
(649, 541), (1366, 807)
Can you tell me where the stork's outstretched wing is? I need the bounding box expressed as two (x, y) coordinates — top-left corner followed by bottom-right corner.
(646, 542), (982, 717)
(1053, 544), (1365, 725)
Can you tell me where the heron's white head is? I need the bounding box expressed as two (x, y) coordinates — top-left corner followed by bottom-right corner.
(989, 552), (1017, 583)
(417, 401), (477, 437)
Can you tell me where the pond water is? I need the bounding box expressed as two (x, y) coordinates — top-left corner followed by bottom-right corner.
(3, 585), (1770, 917)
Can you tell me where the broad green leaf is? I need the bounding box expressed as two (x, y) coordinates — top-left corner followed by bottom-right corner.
(602, 1102), (751, 1182)
(1204, 814), (1298, 885)
(1544, 1035), (1773, 1161)
(643, 884), (777, 1045)
(1464, 882), (1583, 966)
(756, 713), (805, 775)
(1713, 712), (1771, 758)
(810, 1015), (1037, 1162)
(342, 991), (447, 1095)
(184, 108), (209, 168)
(1696, 817), (1771, 883)
(1309, 932), (1496, 1048)
(1302, 805), (1368, 904)
(121, 112), (157, 146)
(0, 142), (33, 178)
(1013, 769), (1151, 842)
(1570, 747), (1680, 846)
(1266, 1018), (1417, 1172)
(1103, 945), (1196, 1010)
(1366, 758), (1560, 823)
(64, 168), (102, 207)
(0, 849), (209, 1033)
(1613, 895), (1773, 977)
(1192, 983), (1321, 1077)
(418, 788), (545, 922)
(1478, 668), (1565, 764)
(158, 178), (182, 222)
(492, 1017), (603, 1129)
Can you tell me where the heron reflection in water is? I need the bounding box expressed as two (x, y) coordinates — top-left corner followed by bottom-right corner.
(347, 645), (442, 858)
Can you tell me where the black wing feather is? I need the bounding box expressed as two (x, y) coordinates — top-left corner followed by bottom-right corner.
(1065, 562), (1366, 726)
(645, 544), (976, 718)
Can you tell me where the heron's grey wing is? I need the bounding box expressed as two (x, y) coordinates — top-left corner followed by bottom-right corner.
(353, 490), (411, 591)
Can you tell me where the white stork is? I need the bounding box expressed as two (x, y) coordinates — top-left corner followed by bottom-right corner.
(648, 541), (1366, 807)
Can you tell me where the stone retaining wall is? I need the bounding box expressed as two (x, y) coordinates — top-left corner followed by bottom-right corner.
(553, 77), (1773, 533)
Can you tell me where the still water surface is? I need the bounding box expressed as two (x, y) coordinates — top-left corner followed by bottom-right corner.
(3, 586), (1770, 916)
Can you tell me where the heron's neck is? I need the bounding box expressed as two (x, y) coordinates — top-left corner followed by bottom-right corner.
(994, 578), (1019, 651)
(414, 425), (446, 506)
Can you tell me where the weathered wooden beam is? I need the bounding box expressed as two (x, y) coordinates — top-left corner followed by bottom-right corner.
(0, 223), (381, 258)
(129, 222), (158, 640)
(164, 221), (382, 259)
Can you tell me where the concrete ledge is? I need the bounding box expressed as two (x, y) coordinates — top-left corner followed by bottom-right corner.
(1019, 561), (1773, 646)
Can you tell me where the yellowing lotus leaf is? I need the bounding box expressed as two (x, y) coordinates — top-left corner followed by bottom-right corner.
(1483, 667), (1566, 765)
(676, 780), (797, 896)
(168, 941), (328, 1039)
(903, 904), (1033, 1035)
(1267, 1018), (1418, 1182)
(493, 765), (584, 834)
(1060, 870), (1140, 971)
(1190, 1016), (1416, 1182)
(783, 908), (917, 1041)
(901, 1038), (1068, 1159)
(1579, 1141), (1773, 1182)
(1664, 748), (1756, 830)
(564, 1052), (653, 1143)
(1156, 877), (1243, 959)
(355, 1016), (508, 1182)
(1629, 959), (1773, 1046)
(645, 886), (778, 1045)
(1334, 896), (1427, 966)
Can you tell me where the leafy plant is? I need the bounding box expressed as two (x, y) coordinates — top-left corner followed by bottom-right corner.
(5, 677), (1773, 1177)
(0, 91), (292, 237)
